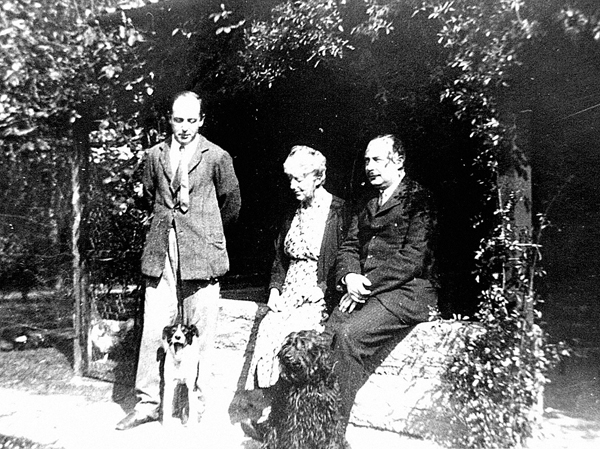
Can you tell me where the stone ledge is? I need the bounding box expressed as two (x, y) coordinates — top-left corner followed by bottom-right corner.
(350, 320), (477, 436)
(215, 301), (461, 436)
(213, 300), (543, 440)
(350, 319), (544, 439)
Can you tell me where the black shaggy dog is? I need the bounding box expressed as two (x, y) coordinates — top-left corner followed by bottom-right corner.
(262, 329), (347, 449)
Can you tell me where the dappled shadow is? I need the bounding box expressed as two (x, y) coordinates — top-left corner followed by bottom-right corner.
(48, 332), (75, 366)
(228, 306), (268, 425)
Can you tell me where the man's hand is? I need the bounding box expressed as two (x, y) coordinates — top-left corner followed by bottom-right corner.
(267, 288), (284, 312)
(339, 273), (372, 313)
(339, 293), (363, 313)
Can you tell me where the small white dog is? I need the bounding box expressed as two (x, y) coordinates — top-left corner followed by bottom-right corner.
(162, 323), (201, 427)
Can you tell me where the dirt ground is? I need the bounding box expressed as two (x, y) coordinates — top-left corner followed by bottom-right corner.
(1, 289), (600, 448)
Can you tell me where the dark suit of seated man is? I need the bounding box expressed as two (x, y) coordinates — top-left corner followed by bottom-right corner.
(324, 134), (438, 433)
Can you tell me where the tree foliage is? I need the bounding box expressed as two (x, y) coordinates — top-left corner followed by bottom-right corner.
(1, 0), (150, 140)
(2, 0), (597, 311)
(558, 1), (600, 41)
(0, 0), (152, 290)
(241, 0), (352, 87)
(239, 0), (539, 166)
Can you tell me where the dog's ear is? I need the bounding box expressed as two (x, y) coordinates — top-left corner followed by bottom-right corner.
(190, 325), (199, 337)
(162, 326), (172, 353)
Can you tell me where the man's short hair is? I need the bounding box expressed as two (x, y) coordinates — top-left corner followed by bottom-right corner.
(371, 134), (405, 159)
(283, 145), (327, 182)
(171, 91), (203, 116)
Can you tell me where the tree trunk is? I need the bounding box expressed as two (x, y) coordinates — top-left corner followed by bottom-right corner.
(49, 160), (64, 291)
(499, 110), (534, 325)
(70, 143), (89, 376)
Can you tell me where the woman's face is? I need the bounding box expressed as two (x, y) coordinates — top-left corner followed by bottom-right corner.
(286, 169), (322, 203)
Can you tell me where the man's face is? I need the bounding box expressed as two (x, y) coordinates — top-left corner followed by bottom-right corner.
(364, 138), (404, 190)
(170, 97), (204, 146)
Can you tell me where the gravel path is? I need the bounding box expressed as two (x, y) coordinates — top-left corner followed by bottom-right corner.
(0, 381), (440, 449)
(1, 296), (599, 449)
(1, 379), (600, 449)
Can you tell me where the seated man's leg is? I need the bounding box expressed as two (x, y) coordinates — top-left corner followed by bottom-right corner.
(325, 299), (411, 426)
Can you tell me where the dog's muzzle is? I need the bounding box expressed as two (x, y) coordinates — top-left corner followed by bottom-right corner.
(171, 332), (187, 351)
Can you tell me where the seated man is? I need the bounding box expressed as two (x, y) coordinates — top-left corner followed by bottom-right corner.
(324, 134), (438, 433)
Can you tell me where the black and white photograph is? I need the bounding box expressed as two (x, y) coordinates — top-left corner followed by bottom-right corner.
(1, 1), (599, 448)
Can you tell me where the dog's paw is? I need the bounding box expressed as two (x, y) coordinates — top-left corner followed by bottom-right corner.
(229, 389), (271, 423)
(240, 418), (267, 442)
(257, 405), (271, 424)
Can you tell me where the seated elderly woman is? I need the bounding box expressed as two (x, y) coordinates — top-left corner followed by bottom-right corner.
(245, 145), (347, 391)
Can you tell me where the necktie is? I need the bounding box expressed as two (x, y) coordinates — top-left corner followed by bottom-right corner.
(171, 145), (189, 213)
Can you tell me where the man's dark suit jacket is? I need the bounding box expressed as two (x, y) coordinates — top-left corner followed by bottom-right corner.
(336, 176), (437, 323)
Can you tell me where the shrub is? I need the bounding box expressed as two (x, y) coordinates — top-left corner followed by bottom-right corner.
(436, 195), (568, 448)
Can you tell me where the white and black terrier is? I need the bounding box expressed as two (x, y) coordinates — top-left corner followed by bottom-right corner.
(262, 329), (347, 449)
(162, 323), (200, 427)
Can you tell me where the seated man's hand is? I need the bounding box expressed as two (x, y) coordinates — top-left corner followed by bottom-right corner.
(339, 273), (372, 313)
(339, 293), (362, 313)
(344, 273), (372, 299)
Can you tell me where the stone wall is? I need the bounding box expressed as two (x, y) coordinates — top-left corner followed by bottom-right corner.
(350, 320), (479, 437)
(215, 299), (544, 441)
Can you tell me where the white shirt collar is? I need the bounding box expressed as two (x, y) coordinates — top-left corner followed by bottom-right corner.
(379, 170), (405, 206)
(170, 136), (198, 168)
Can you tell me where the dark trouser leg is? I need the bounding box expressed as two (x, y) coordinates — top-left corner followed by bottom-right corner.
(325, 299), (412, 427)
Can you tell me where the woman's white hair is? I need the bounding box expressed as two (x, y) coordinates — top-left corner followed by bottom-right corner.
(283, 145), (327, 183)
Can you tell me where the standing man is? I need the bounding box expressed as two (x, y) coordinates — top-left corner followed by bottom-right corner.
(116, 91), (241, 430)
(325, 134), (437, 434)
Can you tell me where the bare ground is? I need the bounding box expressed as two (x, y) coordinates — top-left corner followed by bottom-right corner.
(1, 289), (600, 449)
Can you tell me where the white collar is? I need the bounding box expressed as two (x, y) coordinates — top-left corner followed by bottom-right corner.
(170, 136), (198, 168)
(171, 135), (199, 152)
(379, 171), (405, 205)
